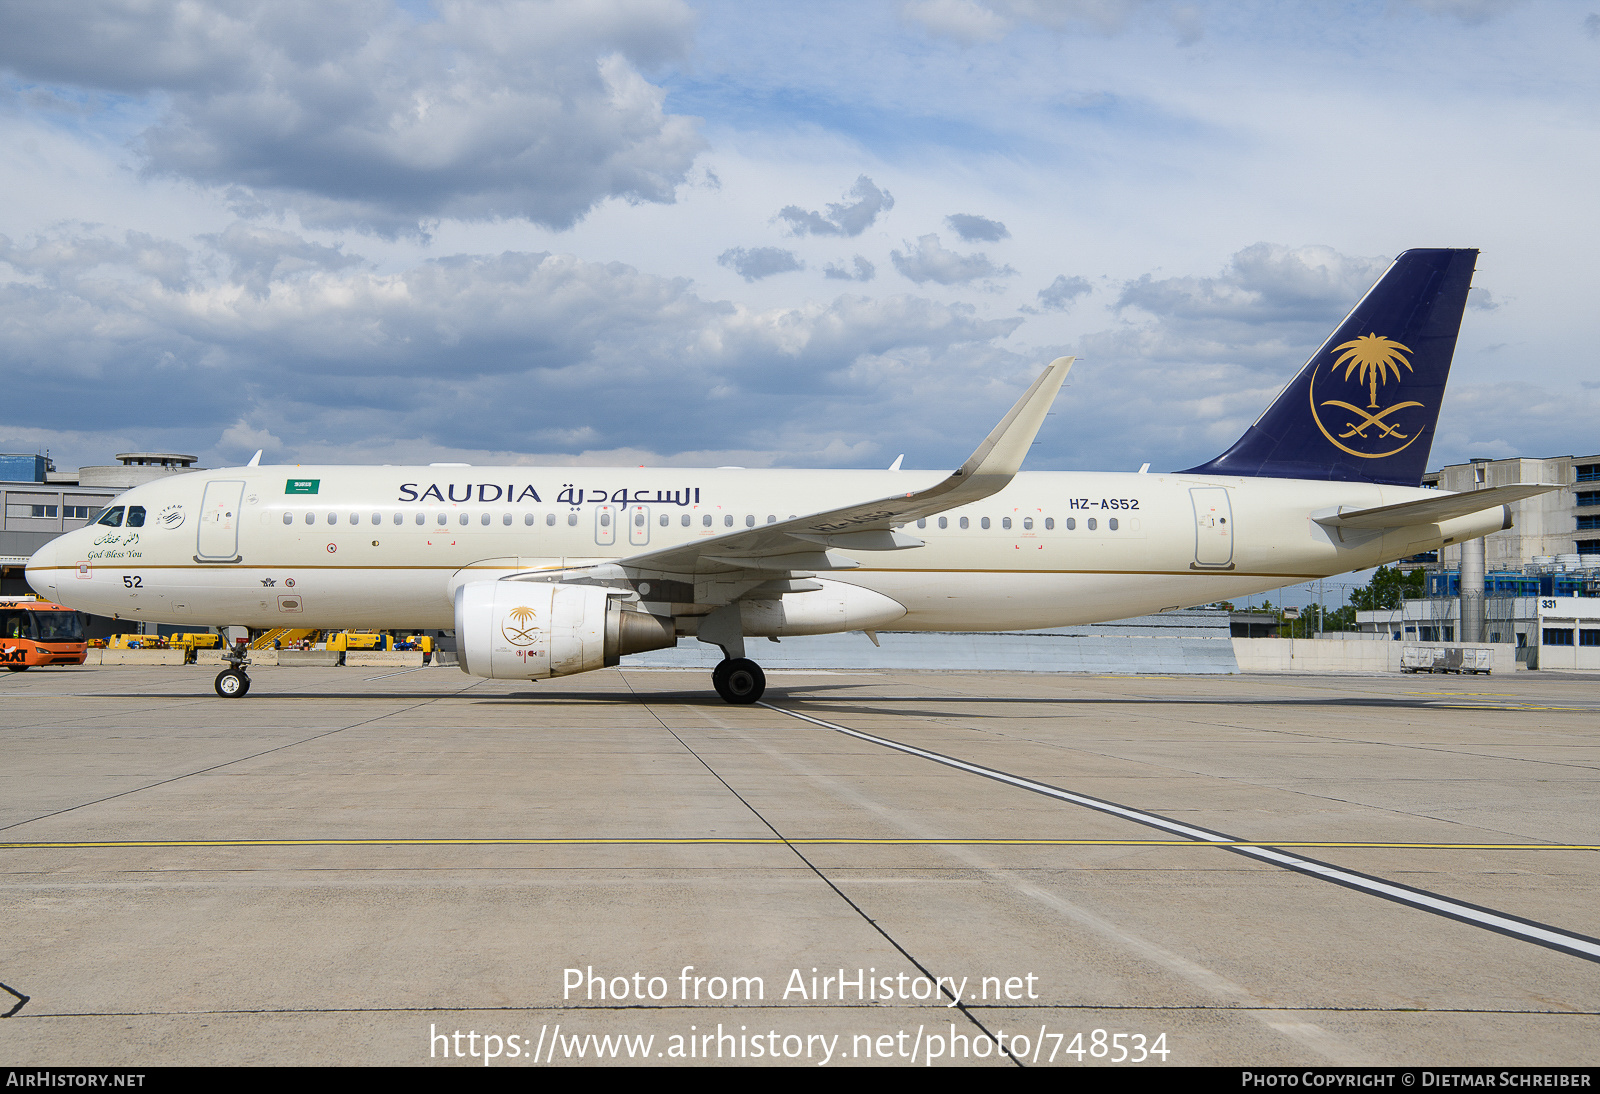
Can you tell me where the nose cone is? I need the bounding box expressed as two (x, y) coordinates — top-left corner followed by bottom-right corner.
(25, 537), (63, 600)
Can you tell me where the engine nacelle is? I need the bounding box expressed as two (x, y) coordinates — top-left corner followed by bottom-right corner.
(455, 581), (676, 680)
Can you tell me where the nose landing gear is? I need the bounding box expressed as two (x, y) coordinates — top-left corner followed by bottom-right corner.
(712, 658), (765, 704)
(215, 668), (250, 697)
(215, 639), (252, 698)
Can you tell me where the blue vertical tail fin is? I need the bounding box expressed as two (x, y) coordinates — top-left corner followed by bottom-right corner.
(1181, 247), (1478, 487)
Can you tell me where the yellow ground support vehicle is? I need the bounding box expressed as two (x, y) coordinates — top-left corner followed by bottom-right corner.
(167, 632), (222, 651)
(326, 631), (393, 652)
(107, 632), (166, 650)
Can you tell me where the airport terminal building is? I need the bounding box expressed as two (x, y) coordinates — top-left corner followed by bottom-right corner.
(0, 453), (202, 599)
(1424, 452), (1600, 568)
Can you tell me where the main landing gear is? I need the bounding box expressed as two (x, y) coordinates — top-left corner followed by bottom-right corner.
(712, 658), (765, 704)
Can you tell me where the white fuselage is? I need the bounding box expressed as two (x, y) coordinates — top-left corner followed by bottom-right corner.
(26, 465), (1490, 632)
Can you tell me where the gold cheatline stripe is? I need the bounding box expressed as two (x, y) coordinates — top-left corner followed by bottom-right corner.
(3, 839), (1595, 850)
(29, 563), (1328, 579)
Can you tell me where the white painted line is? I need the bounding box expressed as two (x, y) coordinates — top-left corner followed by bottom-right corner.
(760, 702), (1600, 963)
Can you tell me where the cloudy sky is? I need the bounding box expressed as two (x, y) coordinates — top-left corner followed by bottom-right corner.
(1, 0), (1596, 481)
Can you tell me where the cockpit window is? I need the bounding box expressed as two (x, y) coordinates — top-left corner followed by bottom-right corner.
(125, 506), (146, 528)
(95, 506), (125, 527)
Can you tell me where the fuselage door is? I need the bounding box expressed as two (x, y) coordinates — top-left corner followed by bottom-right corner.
(594, 504), (616, 547)
(628, 505), (651, 547)
(1190, 487), (1234, 568)
(196, 480), (246, 562)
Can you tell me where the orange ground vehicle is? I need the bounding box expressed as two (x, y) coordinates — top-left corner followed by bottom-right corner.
(0, 597), (88, 671)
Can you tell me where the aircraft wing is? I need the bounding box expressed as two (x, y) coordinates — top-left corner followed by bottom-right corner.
(1313, 483), (1560, 530)
(512, 357), (1072, 584)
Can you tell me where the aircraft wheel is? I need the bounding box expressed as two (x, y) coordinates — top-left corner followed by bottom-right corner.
(215, 669), (251, 698)
(713, 658), (765, 704)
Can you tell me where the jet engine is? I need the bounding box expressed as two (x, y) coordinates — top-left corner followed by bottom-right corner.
(454, 581), (676, 680)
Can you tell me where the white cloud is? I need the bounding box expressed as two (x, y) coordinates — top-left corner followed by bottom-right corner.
(899, 0), (1012, 44)
(0, 228), (1026, 469)
(945, 213), (1009, 242)
(823, 255), (876, 281)
(1037, 274), (1091, 311)
(0, 0), (706, 236)
(1115, 243), (1389, 324)
(890, 234), (1016, 285)
(717, 246), (804, 281)
(776, 176), (894, 237)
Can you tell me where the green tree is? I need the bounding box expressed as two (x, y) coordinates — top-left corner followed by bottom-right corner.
(1348, 565), (1424, 611)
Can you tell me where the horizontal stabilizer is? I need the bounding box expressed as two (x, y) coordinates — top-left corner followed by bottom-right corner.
(1313, 484), (1559, 530)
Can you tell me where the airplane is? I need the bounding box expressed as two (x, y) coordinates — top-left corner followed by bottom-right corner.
(25, 247), (1554, 704)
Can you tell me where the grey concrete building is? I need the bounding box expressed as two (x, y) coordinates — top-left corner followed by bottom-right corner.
(1424, 453), (1600, 570)
(1, 453), (202, 597)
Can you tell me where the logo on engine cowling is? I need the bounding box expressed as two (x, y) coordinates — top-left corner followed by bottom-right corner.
(503, 604), (539, 646)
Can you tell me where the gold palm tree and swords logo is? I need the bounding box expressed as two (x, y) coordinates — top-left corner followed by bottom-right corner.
(1309, 332), (1426, 459)
(502, 604), (540, 646)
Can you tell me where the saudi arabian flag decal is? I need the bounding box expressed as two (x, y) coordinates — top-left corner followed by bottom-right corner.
(285, 479), (321, 495)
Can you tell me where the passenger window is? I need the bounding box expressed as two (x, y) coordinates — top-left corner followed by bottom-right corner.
(980, 517), (990, 530)
(394, 513), (403, 525)
(917, 518), (926, 529)
(766, 515), (776, 524)
(1087, 518), (1097, 530)
(959, 516), (968, 529)
(660, 513), (669, 526)
(282, 512), (293, 525)
(437, 513), (447, 526)
(416, 513), (426, 525)
(938, 517), (947, 530)
(1065, 518), (1075, 530)
(746, 515), (755, 527)
(1023, 517), (1032, 531)
(481, 513), (491, 526)
(305, 513), (315, 524)
(125, 506), (146, 527)
(328, 513), (338, 525)
(1044, 517), (1054, 530)
(1001, 517), (1011, 530)
(724, 515), (734, 527)
(635, 512), (645, 527)
(567, 513), (577, 526)
(703, 515), (712, 527)
(1109, 517), (1118, 531)
(600, 512), (611, 528)
(681, 514), (691, 527)
(371, 513), (381, 525)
